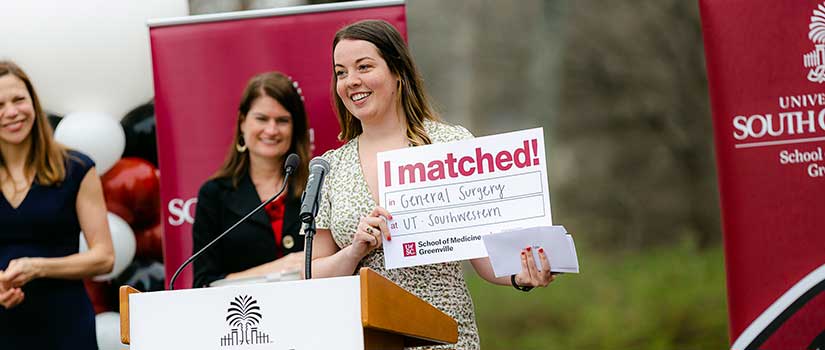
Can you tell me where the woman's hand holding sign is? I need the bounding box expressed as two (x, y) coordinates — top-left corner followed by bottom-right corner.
(350, 206), (393, 259)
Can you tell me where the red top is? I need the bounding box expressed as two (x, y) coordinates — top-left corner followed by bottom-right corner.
(263, 195), (286, 258)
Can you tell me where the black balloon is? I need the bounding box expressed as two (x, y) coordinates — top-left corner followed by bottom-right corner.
(46, 112), (62, 131)
(113, 259), (165, 292)
(121, 100), (158, 167)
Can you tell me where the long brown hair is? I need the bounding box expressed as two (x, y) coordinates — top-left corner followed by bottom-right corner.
(211, 72), (310, 199)
(332, 20), (438, 145)
(0, 60), (67, 185)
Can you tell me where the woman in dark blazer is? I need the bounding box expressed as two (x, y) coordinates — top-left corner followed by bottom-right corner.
(192, 72), (311, 288)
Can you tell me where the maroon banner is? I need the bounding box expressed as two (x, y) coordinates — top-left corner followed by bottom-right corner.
(699, 1), (825, 348)
(148, 1), (406, 289)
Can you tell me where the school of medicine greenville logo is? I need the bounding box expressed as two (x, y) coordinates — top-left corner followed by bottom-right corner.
(805, 1), (825, 83)
(220, 295), (273, 346)
(403, 242), (417, 257)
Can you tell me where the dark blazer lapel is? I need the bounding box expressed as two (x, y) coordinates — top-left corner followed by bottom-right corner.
(282, 192), (301, 235)
(226, 173), (271, 229)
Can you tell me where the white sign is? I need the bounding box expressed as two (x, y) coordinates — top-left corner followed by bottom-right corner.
(378, 128), (552, 269)
(130, 277), (363, 350)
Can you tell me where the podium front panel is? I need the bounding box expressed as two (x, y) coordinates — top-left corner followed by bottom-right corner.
(130, 276), (363, 350)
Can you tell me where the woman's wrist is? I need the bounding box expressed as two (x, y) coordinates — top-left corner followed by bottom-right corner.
(343, 244), (369, 261)
(511, 274), (533, 292)
(21, 257), (47, 280)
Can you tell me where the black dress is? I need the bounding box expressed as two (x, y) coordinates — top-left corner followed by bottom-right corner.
(0, 150), (97, 349)
(192, 173), (304, 288)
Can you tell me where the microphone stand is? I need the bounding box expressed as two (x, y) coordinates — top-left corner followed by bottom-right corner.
(168, 171), (292, 290)
(299, 158), (329, 280)
(303, 219), (316, 280)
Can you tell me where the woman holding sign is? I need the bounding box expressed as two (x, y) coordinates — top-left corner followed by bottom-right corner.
(309, 20), (555, 349)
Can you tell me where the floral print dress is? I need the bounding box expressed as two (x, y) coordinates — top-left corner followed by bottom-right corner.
(315, 119), (481, 350)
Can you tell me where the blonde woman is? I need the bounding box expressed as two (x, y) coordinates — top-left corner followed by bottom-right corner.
(0, 60), (114, 349)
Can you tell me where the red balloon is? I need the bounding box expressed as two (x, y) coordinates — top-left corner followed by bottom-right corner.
(83, 279), (115, 314)
(101, 157), (161, 231)
(135, 223), (164, 262)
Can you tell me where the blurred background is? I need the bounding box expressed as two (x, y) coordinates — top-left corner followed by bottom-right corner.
(4, 0), (728, 348)
(402, 0), (725, 348)
(208, 1), (725, 348)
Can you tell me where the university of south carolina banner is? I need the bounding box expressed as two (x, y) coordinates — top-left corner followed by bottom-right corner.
(699, 1), (825, 349)
(148, 0), (407, 289)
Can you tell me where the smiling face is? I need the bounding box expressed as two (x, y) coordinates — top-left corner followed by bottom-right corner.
(334, 39), (400, 124)
(0, 74), (35, 147)
(240, 94), (293, 166)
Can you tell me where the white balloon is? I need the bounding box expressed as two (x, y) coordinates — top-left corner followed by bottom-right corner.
(80, 212), (136, 281)
(95, 311), (128, 350)
(0, 1), (188, 119)
(54, 112), (125, 174)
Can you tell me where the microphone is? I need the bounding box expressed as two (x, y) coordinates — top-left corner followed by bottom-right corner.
(299, 156), (329, 280)
(283, 153), (299, 176)
(299, 157), (330, 223)
(168, 153), (300, 290)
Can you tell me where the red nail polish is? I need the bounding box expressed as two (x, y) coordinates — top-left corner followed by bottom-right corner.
(387, 235), (392, 241)
(521, 251), (525, 256)
(539, 248), (544, 253)
(526, 246), (532, 252)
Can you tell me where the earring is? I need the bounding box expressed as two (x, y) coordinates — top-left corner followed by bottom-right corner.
(235, 138), (247, 152)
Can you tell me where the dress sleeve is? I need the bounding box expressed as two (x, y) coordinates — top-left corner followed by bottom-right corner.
(66, 150), (96, 181)
(191, 180), (228, 287)
(453, 124), (475, 141)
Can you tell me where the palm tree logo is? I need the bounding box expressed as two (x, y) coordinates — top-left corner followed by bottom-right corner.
(225, 295), (262, 345)
(805, 1), (825, 83)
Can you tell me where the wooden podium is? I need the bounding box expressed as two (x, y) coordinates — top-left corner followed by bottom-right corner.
(119, 268), (457, 349)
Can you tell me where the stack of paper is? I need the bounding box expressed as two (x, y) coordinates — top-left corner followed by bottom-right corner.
(482, 225), (579, 278)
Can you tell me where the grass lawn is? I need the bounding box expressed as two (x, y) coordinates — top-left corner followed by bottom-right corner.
(465, 241), (729, 350)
